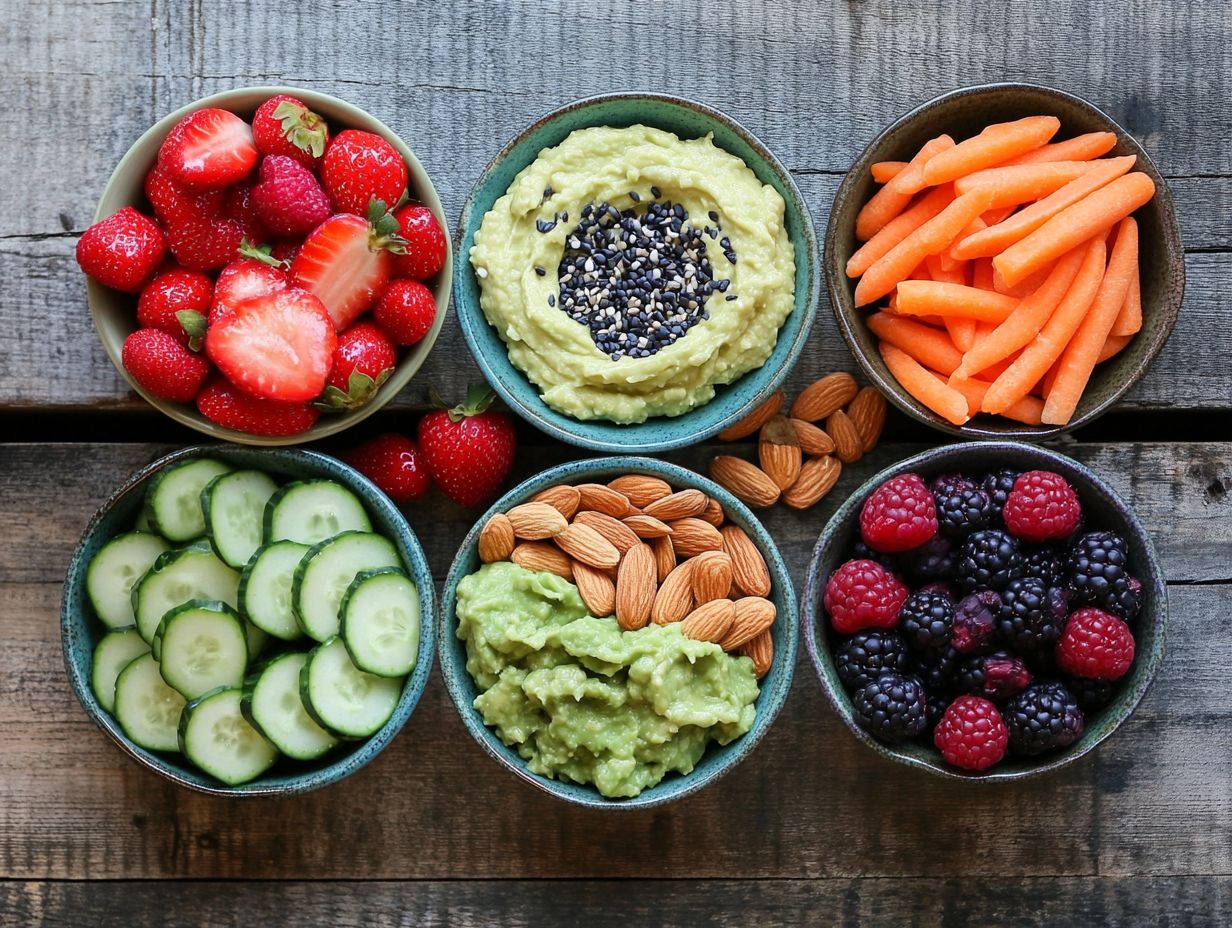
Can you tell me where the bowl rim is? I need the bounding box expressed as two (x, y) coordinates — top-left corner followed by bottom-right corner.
(87, 84), (453, 447)
(802, 439), (1168, 781)
(452, 90), (819, 453)
(60, 443), (437, 797)
(823, 81), (1185, 441)
(437, 454), (800, 808)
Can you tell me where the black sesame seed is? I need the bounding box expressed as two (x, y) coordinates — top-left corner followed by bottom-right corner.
(708, 210), (719, 222)
(534, 266), (545, 276)
(536, 218), (557, 233)
(629, 191), (641, 202)
(547, 294), (555, 307)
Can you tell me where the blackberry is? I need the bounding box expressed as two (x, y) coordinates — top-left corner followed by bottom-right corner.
(951, 590), (1001, 654)
(905, 535), (954, 584)
(998, 577), (1069, 653)
(1065, 676), (1116, 714)
(933, 482), (993, 537)
(834, 630), (912, 691)
(1004, 682), (1085, 755)
(926, 693), (951, 730)
(1068, 531), (1137, 619)
(851, 672), (928, 743)
(914, 644), (961, 694)
(899, 590), (955, 651)
(956, 651), (1032, 701)
(1021, 544), (1067, 588)
(981, 469), (1021, 523)
(851, 538), (901, 574)
(957, 529), (1023, 592)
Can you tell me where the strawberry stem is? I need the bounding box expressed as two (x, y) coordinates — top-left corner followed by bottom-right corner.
(238, 238), (285, 269)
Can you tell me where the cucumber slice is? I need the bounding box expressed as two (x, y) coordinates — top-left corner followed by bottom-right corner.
(241, 652), (338, 760)
(133, 509), (153, 532)
(91, 628), (150, 714)
(238, 541), (309, 641)
(340, 568), (420, 678)
(264, 480), (371, 546)
(293, 532), (400, 642)
(179, 687), (278, 785)
(132, 541), (240, 647)
(245, 621), (268, 661)
(86, 531), (169, 629)
(145, 458), (233, 543)
(301, 636), (402, 739)
(113, 652), (185, 752)
(156, 600), (248, 700)
(203, 469), (280, 569)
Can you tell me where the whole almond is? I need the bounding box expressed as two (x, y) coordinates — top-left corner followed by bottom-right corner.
(510, 542), (574, 580)
(698, 495), (725, 527)
(719, 597), (776, 651)
(478, 513), (515, 563)
(720, 524), (772, 598)
(847, 386), (887, 452)
(758, 415), (802, 491)
(826, 409), (864, 463)
(651, 560), (695, 624)
(615, 543), (656, 630)
(783, 455), (842, 510)
(741, 628), (774, 678)
(790, 372), (858, 422)
(573, 561), (616, 617)
(650, 536), (676, 583)
(717, 389), (785, 441)
(622, 513), (674, 539)
(607, 474), (672, 508)
(709, 456), (780, 509)
(790, 418), (836, 456)
(680, 598), (736, 643)
(574, 510), (641, 553)
(505, 501), (568, 540)
(669, 518), (725, 558)
(691, 550), (733, 604)
(642, 488), (708, 521)
(531, 485), (581, 520)
(554, 522), (620, 570)
(575, 483), (633, 518)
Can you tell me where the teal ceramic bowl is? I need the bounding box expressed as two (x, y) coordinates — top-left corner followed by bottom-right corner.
(439, 456), (798, 807)
(61, 445), (436, 797)
(803, 441), (1167, 780)
(453, 92), (819, 452)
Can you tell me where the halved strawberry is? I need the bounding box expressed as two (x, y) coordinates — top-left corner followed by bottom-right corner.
(158, 108), (258, 190)
(210, 249), (289, 326)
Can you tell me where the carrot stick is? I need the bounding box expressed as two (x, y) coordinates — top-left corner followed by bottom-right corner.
(1098, 334), (1132, 362)
(846, 186), (956, 278)
(992, 172), (1155, 290)
(855, 189), (994, 307)
(954, 161), (1094, 208)
(871, 161), (908, 183)
(979, 349), (1023, 380)
(895, 281), (1020, 323)
(972, 258), (996, 291)
(996, 264), (1052, 297)
(909, 259), (932, 280)
(1003, 131), (1118, 166)
(942, 217), (985, 269)
(983, 235), (1108, 415)
(1042, 358), (1062, 398)
(1042, 219), (1139, 424)
(1110, 243), (1142, 336)
(945, 374), (1045, 425)
(926, 252), (968, 282)
(981, 206), (1016, 226)
(856, 135), (956, 240)
(946, 318), (977, 353)
(867, 312), (963, 374)
(922, 255), (975, 352)
(951, 155), (1137, 260)
(881, 342), (970, 425)
(922, 116), (1061, 186)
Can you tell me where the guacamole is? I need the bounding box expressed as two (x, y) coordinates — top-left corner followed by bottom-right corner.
(455, 561), (760, 798)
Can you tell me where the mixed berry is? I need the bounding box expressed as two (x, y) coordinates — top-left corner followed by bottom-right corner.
(825, 467), (1143, 772)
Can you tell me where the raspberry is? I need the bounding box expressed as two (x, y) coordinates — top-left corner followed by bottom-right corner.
(951, 590), (1000, 653)
(934, 696), (1009, 771)
(899, 590), (954, 652)
(1004, 682), (1084, 755)
(955, 651), (1032, 701)
(981, 469), (1020, 523)
(859, 473), (938, 553)
(851, 672), (928, 743)
(933, 480), (993, 537)
(834, 630), (912, 691)
(957, 529), (1023, 592)
(1067, 531), (1139, 620)
(1003, 470), (1083, 543)
(1055, 608), (1136, 680)
(998, 577), (1069, 653)
(824, 559), (909, 634)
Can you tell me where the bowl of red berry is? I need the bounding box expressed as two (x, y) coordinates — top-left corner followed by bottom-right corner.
(803, 441), (1166, 779)
(75, 86), (451, 444)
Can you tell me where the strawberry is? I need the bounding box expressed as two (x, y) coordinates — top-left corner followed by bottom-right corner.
(269, 240), (301, 266)
(374, 278), (436, 346)
(252, 94), (330, 169)
(197, 377), (320, 436)
(222, 177), (267, 239)
(136, 268), (213, 348)
(144, 164), (223, 227)
(391, 204), (447, 281)
(166, 214), (247, 270)
(205, 286), (336, 403)
(343, 433), (433, 504)
(157, 108), (258, 190)
(321, 322), (397, 409)
(210, 249), (289, 326)
(252, 155), (331, 237)
(321, 129), (408, 216)
(76, 207), (166, 293)
(121, 328), (210, 402)
(417, 385), (516, 506)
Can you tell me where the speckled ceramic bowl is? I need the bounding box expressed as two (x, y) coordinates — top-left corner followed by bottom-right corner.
(804, 441), (1167, 780)
(87, 86), (452, 446)
(439, 456), (798, 807)
(453, 92), (818, 453)
(825, 83), (1184, 439)
(61, 445), (436, 796)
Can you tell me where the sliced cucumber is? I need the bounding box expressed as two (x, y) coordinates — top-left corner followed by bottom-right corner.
(86, 531), (169, 629)
(340, 568), (420, 678)
(132, 541), (240, 647)
(156, 600), (248, 700)
(113, 652), (185, 752)
(133, 509), (153, 532)
(91, 628), (150, 714)
(145, 458), (232, 543)
(238, 540), (309, 641)
(293, 532), (400, 642)
(245, 620), (268, 661)
(203, 469), (280, 569)
(301, 636), (402, 739)
(178, 687), (278, 785)
(264, 480), (371, 546)
(241, 652), (338, 760)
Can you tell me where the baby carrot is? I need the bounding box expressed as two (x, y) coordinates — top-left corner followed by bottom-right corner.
(972, 258), (996, 291)
(1098, 333), (1133, 362)
(1003, 131), (1118, 166)
(895, 281), (1020, 323)
(871, 161), (908, 183)
(953, 161), (1094, 208)
(945, 373), (1045, 425)
(981, 206), (1017, 226)
(992, 172), (1155, 290)
(922, 116), (1061, 186)
(1110, 240), (1142, 336)
(996, 264), (1052, 297)
(881, 342), (970, 425)
(942, 217), (985, 269)
(846, 186), (955, 278)
(867, 312), (963, 374)
(856, 135), (956, 240)
(926, 251), (968, 282)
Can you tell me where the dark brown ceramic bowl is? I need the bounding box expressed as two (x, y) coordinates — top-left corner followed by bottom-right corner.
(824, 83), (1183, 439)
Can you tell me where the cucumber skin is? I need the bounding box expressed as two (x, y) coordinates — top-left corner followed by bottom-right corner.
(144, 459), (232, 542)
(339, 566), (419, 678)
(240, 652), (337, 761)
(262, 480), (371, 546)
(290, 531), (399, 642)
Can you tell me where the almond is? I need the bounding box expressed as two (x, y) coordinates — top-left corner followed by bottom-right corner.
(790, 372), (858, 422)
(783, 455), (841, 510)
(478, 513), (515, 563)
(719, 524), (772, 597)
(505, 501), (568, 540)
(531, 484), (581, 520)
(741, 628), (774, 678)
(651, 560), (695, 624)
(607, 474), (672, 508)
(698, 495), (725, 527)
(847, 386), (887, 452)
(717, 389), (785, 441)
(709, 456), (780, 509)
(790, 418), (836, 456)
(573, 561), (616, 617)
(719, 597), (776, 651)
(642, 488), (708, 521)
(574, 510), (641, 553)
(690, 550), (733, 604)
(680, 598), (736, 643)
(669, 517), (725, 558)
(510, 542), (574, 580)
(554, 522), (620, 570)
(826, 409), (863, 463)
(650, 536), (676, 583)
(758, 415), (802, 491)
(622, 513), (674, 539)
(575, 482), (634, 518)
(615, 542), (656, 630)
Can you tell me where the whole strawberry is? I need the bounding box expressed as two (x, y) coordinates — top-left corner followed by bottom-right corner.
(251, 94), (329, 169)
(321, 129), (408, 215)
(76, 207), (166, 293)
(321, 322), (398, 409)
(137, 268), (213, 348)
(391, 204), (447, 280)
(222, 178), (267, 240)
(344, 433), (433, 504)
(252, 155), (332, 237)
(417, 385), (516, 506)
(167, 215), (247, 270)
(374, 279), (436, 346)
(121, 328), (210, 402)
(197, 378), (320, 436)
(144, 164), (223, 228)
(860, 472), (939, 553)
(158, 108), (258, 190)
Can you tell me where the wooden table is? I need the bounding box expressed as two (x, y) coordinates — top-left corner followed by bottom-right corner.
(2, 2), (1229, 924)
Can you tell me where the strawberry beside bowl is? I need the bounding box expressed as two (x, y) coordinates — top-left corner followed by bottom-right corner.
(81, 86), (452, 446)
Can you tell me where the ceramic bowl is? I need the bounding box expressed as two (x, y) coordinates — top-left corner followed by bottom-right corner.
(824, 82), (1184, 439)
(87, 86), (452, 446)
(453, 92), (819, 453)
(61, 444), (436, 796)
(439, 456), (798, 807)
(803, 441), (1167, 780)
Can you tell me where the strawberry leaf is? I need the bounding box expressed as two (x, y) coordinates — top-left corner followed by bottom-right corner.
(176, 310), (207, 352)
(238, 238), (284, 268)
(273, 100), (328, 158)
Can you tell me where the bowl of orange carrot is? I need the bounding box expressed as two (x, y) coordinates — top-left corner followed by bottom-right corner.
(825, 83), (1183, 438)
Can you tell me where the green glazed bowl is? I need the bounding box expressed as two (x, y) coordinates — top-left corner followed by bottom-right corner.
(454, 92), (819, 453)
